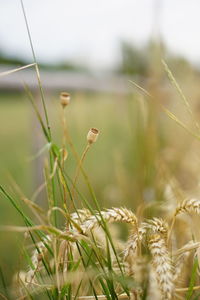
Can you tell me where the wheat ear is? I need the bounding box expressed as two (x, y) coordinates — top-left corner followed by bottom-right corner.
(123, 225), (146, 280)
(168, 198), (200, 244)
(148, 234), (174, 300)
(70, 209), (92, 224)
(175, 198), (200, 216)
(79, 207), (137, 234)
(144, 218), (168, 241)
(124, 226), (146, 261)
(146, 266), (162, 300)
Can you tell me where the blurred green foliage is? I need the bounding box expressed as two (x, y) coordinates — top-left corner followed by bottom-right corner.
(117, 40), (193, 77)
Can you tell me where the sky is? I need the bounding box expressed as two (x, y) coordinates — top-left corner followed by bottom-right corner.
(0, 0), (200, 70)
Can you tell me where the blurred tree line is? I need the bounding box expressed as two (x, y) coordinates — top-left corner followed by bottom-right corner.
(0, 50), (87, 72)
(0, 40), (194, 76)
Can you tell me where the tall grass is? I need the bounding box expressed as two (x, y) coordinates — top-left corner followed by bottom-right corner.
(1, 1), (200, 300)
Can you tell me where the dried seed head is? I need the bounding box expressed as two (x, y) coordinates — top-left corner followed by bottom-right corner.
(145, 218), (168, 241)
(79, 207), (137, 234)
(148, 234), (174, 300)
(60, 92), (70, 107)
(87, 128), (99, 144)
(176, 198), (200, 216)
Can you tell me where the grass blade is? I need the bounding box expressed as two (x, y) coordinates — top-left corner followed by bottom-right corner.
(186, 258), (199, 300)
(0, 63), (36, 77)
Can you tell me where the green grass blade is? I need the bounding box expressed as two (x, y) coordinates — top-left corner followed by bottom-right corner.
(0, 185), (33, 225)
(186, 258), (199, 300)
(23, 84), (50, 142)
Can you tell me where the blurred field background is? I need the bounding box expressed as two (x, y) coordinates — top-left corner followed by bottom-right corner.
(2, 0), (200, 294)
(2, 67), (200, 285)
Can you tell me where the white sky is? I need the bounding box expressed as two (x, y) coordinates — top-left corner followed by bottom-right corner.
(0, 0), (200, 69)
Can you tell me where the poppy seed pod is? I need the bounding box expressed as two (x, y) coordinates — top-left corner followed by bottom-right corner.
(60, 92), (70, 107)
(87, 128), (99, 144)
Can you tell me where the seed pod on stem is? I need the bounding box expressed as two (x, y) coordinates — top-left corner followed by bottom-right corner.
(87, 128), (99, 144)
(60, 92), (70, 108)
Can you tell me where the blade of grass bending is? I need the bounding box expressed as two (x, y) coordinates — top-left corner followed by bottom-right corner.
(186, 258), (199, 300)
(20, 0), (51, 138)
(162, 59), (200, 132)
(0, 63), (36, 77)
